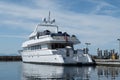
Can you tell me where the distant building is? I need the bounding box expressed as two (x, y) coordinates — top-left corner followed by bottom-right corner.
(97, 48), (119, 59)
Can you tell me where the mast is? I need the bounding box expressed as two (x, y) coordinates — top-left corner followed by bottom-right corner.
(48, 11), (50, 23)
(33, 11), (58, 33)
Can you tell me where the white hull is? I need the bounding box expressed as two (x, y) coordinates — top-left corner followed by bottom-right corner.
(21, 49), (93, 65)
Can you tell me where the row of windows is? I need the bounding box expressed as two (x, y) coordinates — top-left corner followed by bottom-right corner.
(23, 45), (41, 51)
(23, 43), (73, 51)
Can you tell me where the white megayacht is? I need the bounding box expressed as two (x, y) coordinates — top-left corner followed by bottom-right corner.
(20, 12), (94, 65)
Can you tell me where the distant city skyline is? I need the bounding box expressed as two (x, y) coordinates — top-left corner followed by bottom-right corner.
(0, 0), (120, 55)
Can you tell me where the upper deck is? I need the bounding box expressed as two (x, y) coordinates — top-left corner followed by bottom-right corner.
(22, 30), (80, 47)
(22, 12), (80, 47)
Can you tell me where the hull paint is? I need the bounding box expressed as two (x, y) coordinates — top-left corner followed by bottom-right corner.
(21, 50), (95, 66)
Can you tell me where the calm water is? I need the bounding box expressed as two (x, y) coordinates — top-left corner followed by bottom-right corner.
(0, 62), (120, 80)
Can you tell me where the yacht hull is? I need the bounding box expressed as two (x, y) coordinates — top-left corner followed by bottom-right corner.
(21, 50), (95, 66)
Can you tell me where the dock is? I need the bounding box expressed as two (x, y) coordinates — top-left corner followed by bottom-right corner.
(0, 56), (22, 61)
(95, 59), (120, 66)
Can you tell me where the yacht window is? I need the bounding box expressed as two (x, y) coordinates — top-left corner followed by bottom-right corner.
(41, 44), (48, 49)
(29, 36), (35, 40)
(38, 45), (41, 49)
(31, 46), (34, 50)
(23, 47), (28, 50)
(28, 47), (31, 50)
(51, 43), (66, 49)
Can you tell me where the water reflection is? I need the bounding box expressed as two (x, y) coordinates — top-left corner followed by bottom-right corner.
(22, 63), (92, 80)
(97, 66), (120, 80)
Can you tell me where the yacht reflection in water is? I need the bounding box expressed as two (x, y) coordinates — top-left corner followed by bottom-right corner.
(97, 66), (120, 80)
(22, 63), (92, 80)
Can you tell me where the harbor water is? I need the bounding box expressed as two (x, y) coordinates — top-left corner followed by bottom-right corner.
(0, 62), (120, 80)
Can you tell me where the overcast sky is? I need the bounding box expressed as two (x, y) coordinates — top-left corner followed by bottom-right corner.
(0, 0), (120, 55)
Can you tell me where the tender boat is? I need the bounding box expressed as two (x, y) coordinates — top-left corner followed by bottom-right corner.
(19, 12), (94, 65)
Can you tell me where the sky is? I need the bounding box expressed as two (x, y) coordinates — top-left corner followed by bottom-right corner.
(0, 0), (120, 55)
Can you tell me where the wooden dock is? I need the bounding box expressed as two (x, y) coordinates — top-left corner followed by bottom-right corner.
(95, 59), (120, 66)
(0, 56), (22, 61)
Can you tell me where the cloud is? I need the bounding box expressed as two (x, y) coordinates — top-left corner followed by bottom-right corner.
(0, 34), (27, 38)
(88, 0), (119, 16)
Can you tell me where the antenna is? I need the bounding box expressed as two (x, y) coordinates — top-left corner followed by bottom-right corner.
(48, 11), (50, 23)
(36, 12), (58, 33)
(42, 11), (55, 24)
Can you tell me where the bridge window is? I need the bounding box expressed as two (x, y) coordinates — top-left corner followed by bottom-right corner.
(51, 43), (72, 49)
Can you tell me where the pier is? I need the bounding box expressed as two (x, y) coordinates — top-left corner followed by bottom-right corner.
(92, 48), (120, 66)
(94, 59), (120, 66)
(0, 56), (22, 61)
